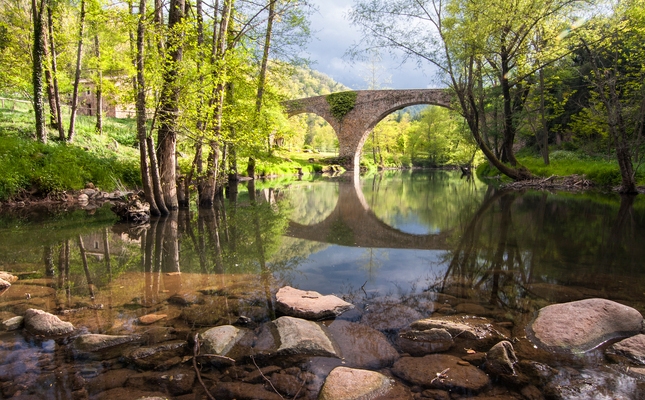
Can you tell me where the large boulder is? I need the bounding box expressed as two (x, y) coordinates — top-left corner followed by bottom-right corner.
(253, 316), (339, 360)
(527, 298), (644, 353)
(318, 367), (395, 400)
(275, 286), (353, 319)
(391, 354), (490, 393)
(24, 308), (74, 336)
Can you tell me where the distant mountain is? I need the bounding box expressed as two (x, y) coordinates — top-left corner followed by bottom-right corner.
(277, 65), (349, 99)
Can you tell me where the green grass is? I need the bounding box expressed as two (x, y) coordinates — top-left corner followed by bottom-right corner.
(477, 150), (645, 187)
(0, 108), (140, 200)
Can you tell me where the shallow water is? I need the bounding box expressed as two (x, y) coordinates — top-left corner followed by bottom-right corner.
(1, 170), (645, 399)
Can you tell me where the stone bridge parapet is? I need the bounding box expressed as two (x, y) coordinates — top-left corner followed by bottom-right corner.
(284, 89), (451, 170)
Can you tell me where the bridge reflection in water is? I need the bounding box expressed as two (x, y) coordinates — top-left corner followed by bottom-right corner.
(285, 174), (452, 250)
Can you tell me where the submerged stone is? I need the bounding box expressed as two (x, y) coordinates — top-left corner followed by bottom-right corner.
(527, 298), (644, 353)
(325, 319), (400, 368)
(485, 341), (518, 376)
(123, 340), (188, 370)
(71, 334), (142, 360)
(361, 303), (423, 331)
(0, 278), (11, 292)
(275, 286), (354, 319)
(392, 354), (490, 393)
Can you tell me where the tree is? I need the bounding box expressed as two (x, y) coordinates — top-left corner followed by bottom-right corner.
(31, 0), (47, 143)
(349, 0), (582, 180)
(156, 0), (186, 210)
(578, 0), (645, 194)
(67, 0), (86, 142)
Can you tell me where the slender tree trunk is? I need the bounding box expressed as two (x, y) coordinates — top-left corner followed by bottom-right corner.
(538, 68), (550, 165)
(148, 135), (169, 214)
(47, 3), (64, 140)
(199, 0), (233, 207)
(68, 0), (86, 142)
(134, 0), (161, 216)
(43, 31), (58, 130)
(31, 0), (47, 143)
(94, 33), (103, 134)
(500, 52), (517, 166)
(156, 0), (185, 210)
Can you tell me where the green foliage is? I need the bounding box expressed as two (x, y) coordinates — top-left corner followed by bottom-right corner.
(326, 91), (357, 121)
(0, 109), (140, 200)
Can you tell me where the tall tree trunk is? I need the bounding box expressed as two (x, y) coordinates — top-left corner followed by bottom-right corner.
(31, 0), (47, 143)
(43, 30), (58, 130)
(199, 0), (233, 207)
(135, 0), (161, 216)
(67, 0), (86, 142)
(148, 135), (169, 214)
(156, 0), (185, 210)
(94, 33), (103, 134)
(500, 51), (518, 166)
(538, 68), (550, 165)
(47, 2), (65, 140)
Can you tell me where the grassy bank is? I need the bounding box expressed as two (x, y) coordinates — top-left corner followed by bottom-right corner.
(0, 108), (140, 201)
(477, 149), (645, 188)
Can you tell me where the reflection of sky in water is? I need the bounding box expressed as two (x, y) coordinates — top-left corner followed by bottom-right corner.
(392, 215), (441, 235)
(288, 243), (448, 296)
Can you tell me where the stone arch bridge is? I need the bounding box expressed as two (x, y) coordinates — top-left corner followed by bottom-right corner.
(283, 89), (451, 170)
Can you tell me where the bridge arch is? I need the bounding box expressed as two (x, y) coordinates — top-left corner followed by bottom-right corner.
(284, 89), (451, 170)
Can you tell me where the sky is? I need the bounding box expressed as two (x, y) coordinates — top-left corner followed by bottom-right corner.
(302, 0), (436, 90)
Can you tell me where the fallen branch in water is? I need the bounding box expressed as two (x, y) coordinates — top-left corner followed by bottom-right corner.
(193, 332), (216, 400)
(251, 355), (285, 399)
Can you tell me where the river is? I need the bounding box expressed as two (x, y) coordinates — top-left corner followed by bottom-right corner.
(0, 170), (644, 399)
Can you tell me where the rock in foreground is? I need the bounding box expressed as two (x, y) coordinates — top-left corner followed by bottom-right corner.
(528, 298), (644, 353)
(319, 367), (394, 400)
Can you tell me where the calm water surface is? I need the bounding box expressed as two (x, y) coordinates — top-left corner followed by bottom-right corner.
(1, 170), (645, 398)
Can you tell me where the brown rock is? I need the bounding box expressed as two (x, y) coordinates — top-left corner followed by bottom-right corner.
(125, 367), (195, 395)
(318, 367), (394, 400)
(398, 328), (453, 356)
(275, 286), (354, 319)
(528, 298), (644, 353)
(325, 320), (400, 368)
(607, 334), (645, 365)
(391, 354), (490, 393)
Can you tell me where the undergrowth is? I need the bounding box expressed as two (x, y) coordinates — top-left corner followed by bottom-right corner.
(0, 109), (140, 200)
